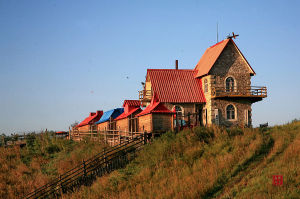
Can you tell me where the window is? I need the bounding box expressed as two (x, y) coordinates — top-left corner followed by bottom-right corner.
(226, 104), (235, 120)
(225, 77), (235, 92)
(174, 105), (184, 127)
(175, 105), (183, 118)
(204, 79), (208, 93)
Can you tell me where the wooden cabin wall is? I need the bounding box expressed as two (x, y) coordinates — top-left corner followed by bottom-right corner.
(138, 114), (152, 133)
(116, 118), (128, 132)
(97, 122), (108, 131)
(77, 125), (89, 132)
(152, 114), (173, 132)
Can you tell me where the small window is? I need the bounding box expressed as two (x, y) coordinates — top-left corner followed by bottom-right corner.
(204, 79), (208, 93)
(226, 77), (235, 92)
(226, 104), (235, 120)
(175, 105), (183, 117)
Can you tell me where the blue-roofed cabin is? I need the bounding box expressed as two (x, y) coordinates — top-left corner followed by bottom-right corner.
(96, 108), (124, 132)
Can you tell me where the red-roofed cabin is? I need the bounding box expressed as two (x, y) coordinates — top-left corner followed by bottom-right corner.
(115, 100), (142, 133)
(76, 110), (103, 132)
(136, 94), (174, 133)
(55, 131), (69, 138)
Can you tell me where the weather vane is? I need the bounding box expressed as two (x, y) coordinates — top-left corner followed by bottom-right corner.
(227, 32), (239, 39)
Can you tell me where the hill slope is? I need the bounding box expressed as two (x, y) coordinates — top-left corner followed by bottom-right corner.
(65, 121), (300, 199)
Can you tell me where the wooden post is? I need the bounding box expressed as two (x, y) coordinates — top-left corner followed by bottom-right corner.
(103, 149), (107, 172)
(83, 160), (87, 177)
(59, 175), (63, 195)
(187, 112), (191, 128)
(175, 112), (179, 134)
(143, 132), (147, 145)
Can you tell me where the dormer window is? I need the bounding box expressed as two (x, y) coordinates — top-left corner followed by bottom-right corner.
(204, 79), (208, 93)
(225, 77), (235, 92)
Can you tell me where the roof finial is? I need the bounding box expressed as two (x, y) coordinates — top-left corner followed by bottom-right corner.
(227, 32), (239, 39)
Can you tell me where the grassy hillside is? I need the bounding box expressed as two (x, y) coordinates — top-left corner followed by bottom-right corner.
(0, 133), (105, 199)
(65, 121), (300, 199)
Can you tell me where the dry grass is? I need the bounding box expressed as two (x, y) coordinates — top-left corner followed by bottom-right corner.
(0, 133), (105, 199)
(65, 121), (300, 199)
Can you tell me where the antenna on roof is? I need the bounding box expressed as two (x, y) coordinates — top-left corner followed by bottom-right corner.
(227, 32), (239, 39)
(216, 22), (219, 43)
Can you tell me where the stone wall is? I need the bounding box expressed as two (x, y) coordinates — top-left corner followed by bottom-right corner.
(212, 99), (252, 127)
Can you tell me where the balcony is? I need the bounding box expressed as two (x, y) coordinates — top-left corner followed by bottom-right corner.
(139, 90), (152, 102)
(211, 86), (267, 102)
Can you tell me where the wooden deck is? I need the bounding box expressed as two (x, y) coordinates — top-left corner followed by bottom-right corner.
(139, 90), (152, 102)
(211, 86), (267, 101)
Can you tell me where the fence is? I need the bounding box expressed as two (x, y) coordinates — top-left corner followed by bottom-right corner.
(24, 133), (149, 199)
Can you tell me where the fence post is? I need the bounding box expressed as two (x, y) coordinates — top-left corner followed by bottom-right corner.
(187, 112), (191, 128)
(59, 174), (63, 196)
(103, 149), (107, 172)
(175, 112), (179, 134)
(143, 132), (147, 145)
(83, 160), (87, 177)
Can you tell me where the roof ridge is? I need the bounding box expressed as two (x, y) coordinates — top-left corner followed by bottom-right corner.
(209, 39), (229, 49)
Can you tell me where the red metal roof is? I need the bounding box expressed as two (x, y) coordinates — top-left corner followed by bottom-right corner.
(56, 131), (68, 134)
(123, 100), (141, 107)
(115, 107), (141, 120)
(136, 93), (174, 117)
(147, 69), (206, 103)
(194, 38), (255, 78)
(77, 110), (103, 127)
(115, 100), (141, 120)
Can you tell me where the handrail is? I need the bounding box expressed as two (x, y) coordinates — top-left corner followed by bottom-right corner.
(24, 133), (147, 199)
(139, 90), (152, 101)
(211, 86), (267, 98)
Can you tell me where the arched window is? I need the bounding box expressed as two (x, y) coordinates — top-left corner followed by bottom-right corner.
(204, 79), (208, 93)
(226, 104), (235, 120)
(225, 77), (235, 92)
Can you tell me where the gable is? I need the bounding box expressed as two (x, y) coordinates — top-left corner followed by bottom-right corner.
(209, 40), (254, 76)
(194, 39), (255, 78)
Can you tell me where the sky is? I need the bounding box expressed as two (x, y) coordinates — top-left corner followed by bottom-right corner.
(1, 0), (300, 134)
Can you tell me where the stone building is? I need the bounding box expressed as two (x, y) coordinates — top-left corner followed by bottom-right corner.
(139, 38), (267, 127)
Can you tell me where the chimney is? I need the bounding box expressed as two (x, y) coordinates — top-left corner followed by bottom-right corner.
(96, 110), (103, 115)
(175, 60), (178, 70)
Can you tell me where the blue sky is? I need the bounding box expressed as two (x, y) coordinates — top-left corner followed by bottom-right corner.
(1, 0), (300, 134)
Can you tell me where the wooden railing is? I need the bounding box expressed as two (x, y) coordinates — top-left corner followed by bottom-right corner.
(139, 90), (152, 101)
(211, 86), (267, 98)
(24, 133), (149, 199)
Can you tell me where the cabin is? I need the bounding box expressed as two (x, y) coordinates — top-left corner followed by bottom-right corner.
(55, 131), (69, 138)
(95, 108), (124, 145)
(115, 100), (142, 135)
(136, 94), (174, 134)
(139, 37), (267, 127)
(76, 110), (103, 132)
